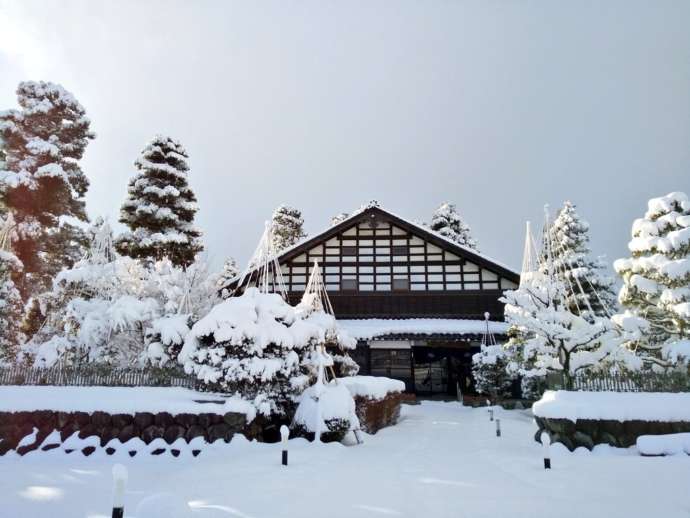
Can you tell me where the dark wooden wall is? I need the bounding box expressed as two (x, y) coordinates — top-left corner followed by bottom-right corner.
(287, 289), (506, 320)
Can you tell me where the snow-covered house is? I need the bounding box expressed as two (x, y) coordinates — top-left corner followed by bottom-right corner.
(233, 203), (519, 397)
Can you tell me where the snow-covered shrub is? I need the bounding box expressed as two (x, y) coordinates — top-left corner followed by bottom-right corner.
(293, 381), (360, 442)
(22, 220), (217, 368)
(181, 288), (354, 418)
(613, 192), (690, 369)
(471, 344), (514, 400)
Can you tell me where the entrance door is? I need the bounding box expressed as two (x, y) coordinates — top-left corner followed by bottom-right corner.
(412, 345), (480, 397)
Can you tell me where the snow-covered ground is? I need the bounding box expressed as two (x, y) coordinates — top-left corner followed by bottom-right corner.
(1, 402), (689, 518)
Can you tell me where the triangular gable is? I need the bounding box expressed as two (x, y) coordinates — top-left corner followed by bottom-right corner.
(271, 206), (519, 294)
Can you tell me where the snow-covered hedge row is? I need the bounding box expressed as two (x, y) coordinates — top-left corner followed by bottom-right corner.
(0, 386), (254, 419)
(339, 376), (405, 400)
(533, 390), (690, 423)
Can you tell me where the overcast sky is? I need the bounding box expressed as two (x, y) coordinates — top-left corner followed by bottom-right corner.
(1, 0), (688, 272)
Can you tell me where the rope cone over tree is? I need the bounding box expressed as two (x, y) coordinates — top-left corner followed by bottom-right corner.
(181, 222), (359, 430)
(501, 206), (640, 394)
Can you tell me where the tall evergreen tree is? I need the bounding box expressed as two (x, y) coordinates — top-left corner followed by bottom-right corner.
(216, 257), (239, 299)
(0, 213), (24, 363)
(0, 81), (94, 298)
(548, 201), (617, 320)
(429, 202), (480, 251)
(271, 205), (306, 252)
(116, 135), (203, 267)
(613, 192), (690, 367)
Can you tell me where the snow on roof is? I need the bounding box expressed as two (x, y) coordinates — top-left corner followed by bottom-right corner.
(337, 318), (509, 340)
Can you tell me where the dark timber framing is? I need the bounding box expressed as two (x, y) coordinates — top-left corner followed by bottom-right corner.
(232, 206), (519, 320)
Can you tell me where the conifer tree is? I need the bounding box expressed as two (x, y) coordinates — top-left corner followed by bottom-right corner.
(0, 81), (94, 298)
(330, 212), (349, 227)
(429, 202), (480, 251)
(216, 257), (239, 299)
(548, 201), (617, 320)
(116, 135), (203, 268)
(613, 192), (690, 367)
(0, 213), (24, 363)
(271, 205), (306, 252)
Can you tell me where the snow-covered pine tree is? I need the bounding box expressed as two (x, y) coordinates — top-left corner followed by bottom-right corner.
(0, 213), (24, 363)
(548, 201), (617, 320)
(0, 81), (94, 298)
(216, 257), (239, 299)
(271, 205), (306, 252)
(180, 288), (314, 417)
(429, 202), (480, 251)
(613, 192), (690, 367)
(471, 344), (514, 400)
(330, 213), (349, 227)
(503, 218), (636, 391)
(116, 135), (203, 268)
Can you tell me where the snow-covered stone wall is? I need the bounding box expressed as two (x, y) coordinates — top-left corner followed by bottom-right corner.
(533, 391), (690, 450)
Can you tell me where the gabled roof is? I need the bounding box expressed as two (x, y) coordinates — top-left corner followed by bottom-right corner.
(271, 204), (520, 282)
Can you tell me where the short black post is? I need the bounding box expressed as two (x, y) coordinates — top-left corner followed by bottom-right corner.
(495, 418), (501, 437)
(541, 432), (551, 469)
(489, 408), (494, 422)
(280, 425), (289, 466)
(111, 464), (127, 518)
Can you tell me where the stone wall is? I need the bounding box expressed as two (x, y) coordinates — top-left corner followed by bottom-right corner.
(534, 416), (690, 450)
(0, 410), (252, 456)
(354, 392), (404, 434)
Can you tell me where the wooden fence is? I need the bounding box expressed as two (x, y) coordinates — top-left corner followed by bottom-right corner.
(0, 364), (199, 389)
(547, 371), (690, 393)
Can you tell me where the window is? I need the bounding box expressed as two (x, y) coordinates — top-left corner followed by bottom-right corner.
(392, 245), (409, 256)
(392, 277), (410, 291)
(342, 246), (357, 256)
(341, 278), (357, 291)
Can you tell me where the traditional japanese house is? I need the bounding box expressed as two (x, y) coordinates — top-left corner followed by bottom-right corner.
(234, 202), (519, 397)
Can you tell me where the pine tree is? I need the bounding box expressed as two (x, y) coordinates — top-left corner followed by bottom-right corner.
(429, 202), (480, 251)
(0, 213), (24, 363)
(0, 81), (94, 298)
(548, 201), (617, 320)
(613, 192), (690, 367)
(330, 213), (349, 227)
(271, 205), (306, 253)
(216, 257), (239, 299)
(116, 135), (203, 268)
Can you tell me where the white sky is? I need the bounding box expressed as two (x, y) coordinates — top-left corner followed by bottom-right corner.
(1, 0), (689, 271)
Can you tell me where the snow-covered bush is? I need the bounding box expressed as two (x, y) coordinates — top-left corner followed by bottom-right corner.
(471, 344), (514, 400)
(613, 192), (690, 369)
(181, 288), (355, 418)
(293, 381), (360, 442)
(23, 220), (217, 368)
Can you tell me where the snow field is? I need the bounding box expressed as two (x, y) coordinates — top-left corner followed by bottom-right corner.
(1, 402), (689, 518)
